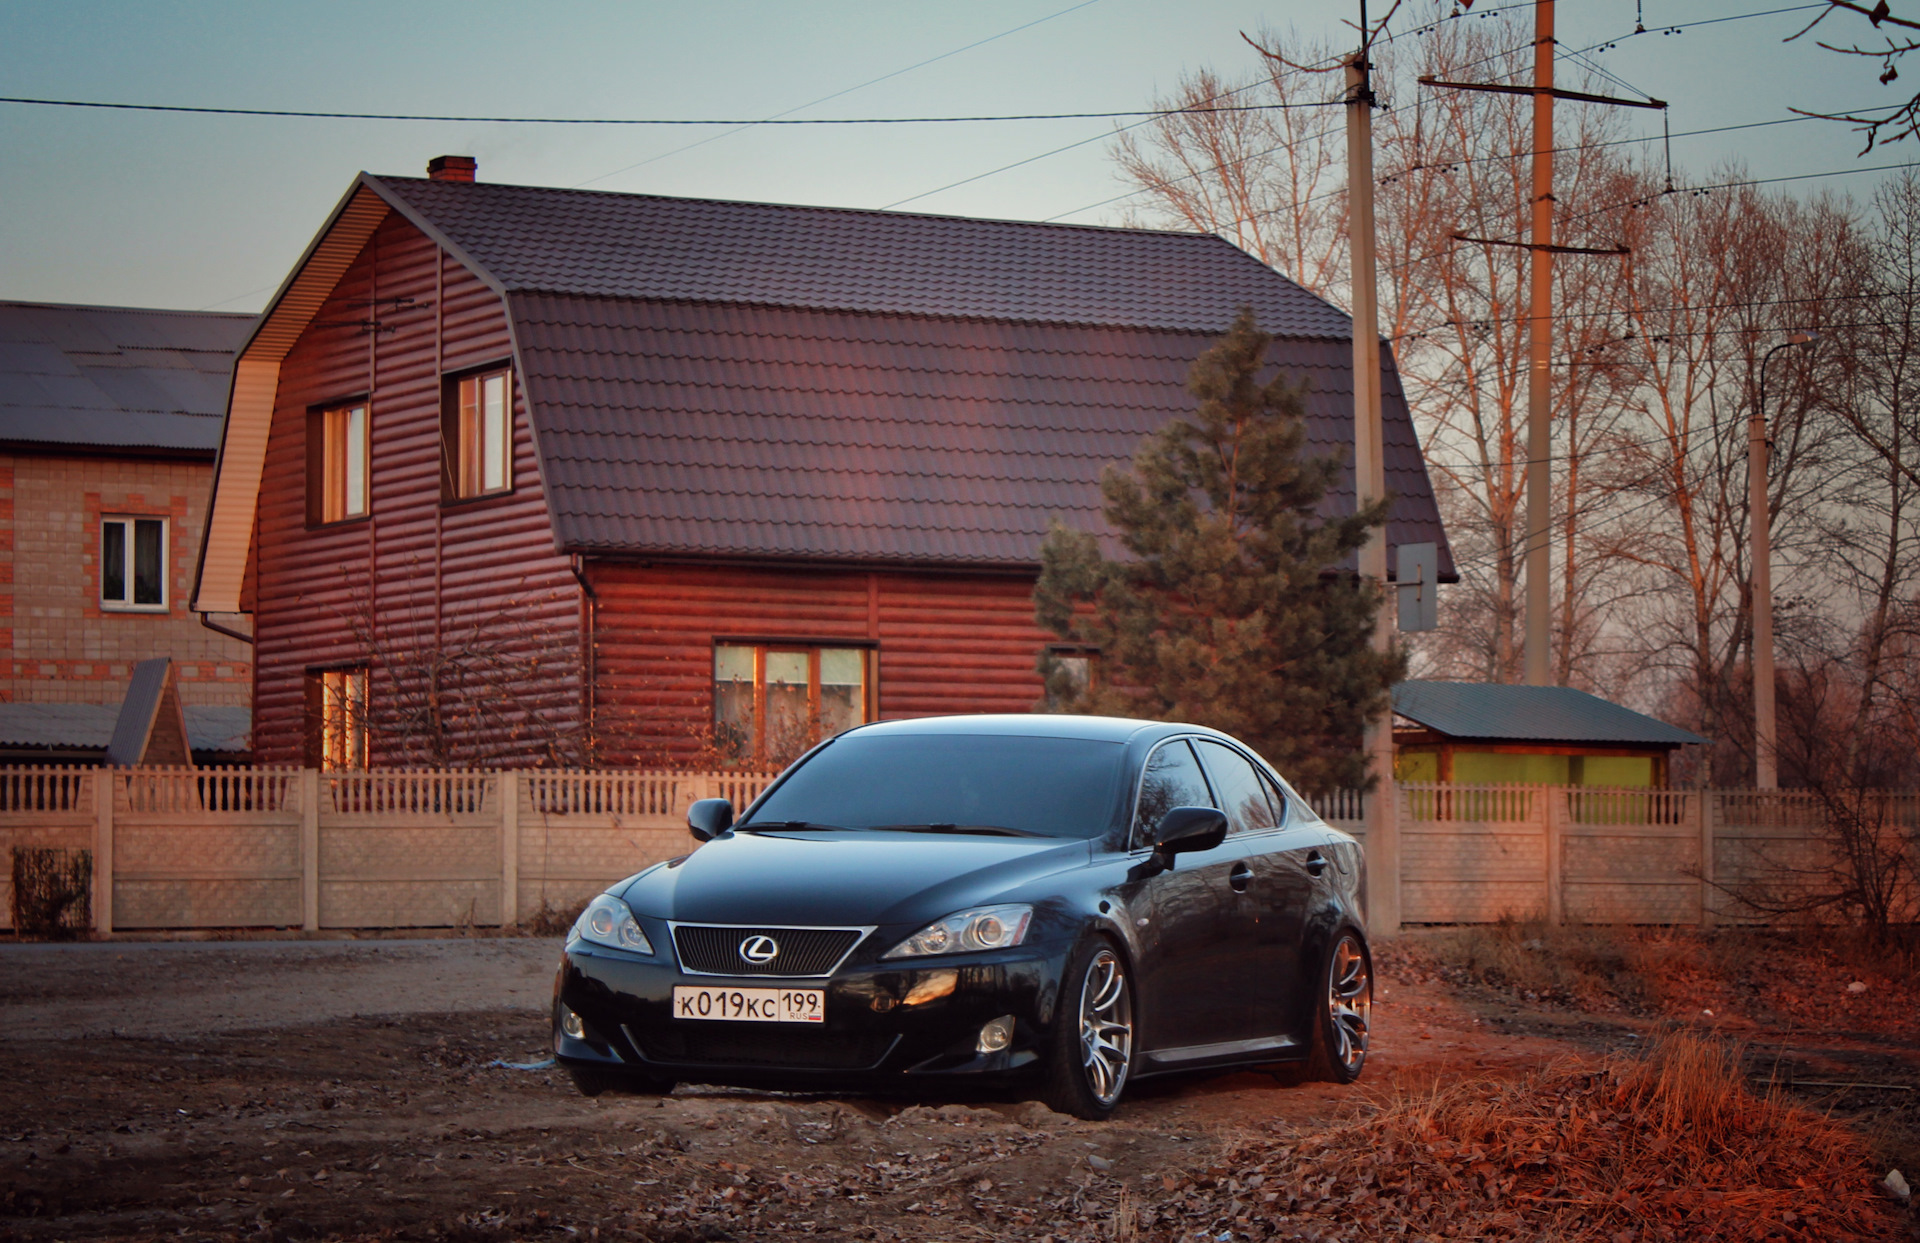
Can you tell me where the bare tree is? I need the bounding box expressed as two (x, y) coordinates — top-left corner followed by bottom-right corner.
(1114, 42), (1349, 295)
(330, 575), (590, 769)
(1116, 8), (1635, 686)
(1787, 0), (1920, 153)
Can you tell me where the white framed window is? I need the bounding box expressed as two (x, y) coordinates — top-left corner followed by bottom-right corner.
(100, 516), (167, 612)
(447, 367), (513, 499)
(311, 401), (369, 524)
(713, 643), (873, 765)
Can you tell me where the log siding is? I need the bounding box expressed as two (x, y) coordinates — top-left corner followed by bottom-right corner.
(587, 563), (1052, 767)
(251, 214), (581, 766)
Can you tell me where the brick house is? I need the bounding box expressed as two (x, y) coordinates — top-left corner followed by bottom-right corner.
(0, 301), (253, 762)
(193, 156), (1452, 770)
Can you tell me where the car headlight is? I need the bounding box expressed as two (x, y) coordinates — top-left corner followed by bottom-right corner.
(882, 904), (1033, 959)
(568, 894), (654, 955)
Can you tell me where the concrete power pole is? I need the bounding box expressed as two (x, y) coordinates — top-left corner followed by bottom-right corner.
(1422, 0), (1664, 686)
(1347, 41), (1399, 935)
(1522, 0), (1556, 687)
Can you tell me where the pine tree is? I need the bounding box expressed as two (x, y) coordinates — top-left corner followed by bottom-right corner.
(1033, 307), (1404, 794)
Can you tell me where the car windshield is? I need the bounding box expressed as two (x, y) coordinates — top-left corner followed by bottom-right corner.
(742, 733), (1126, 840)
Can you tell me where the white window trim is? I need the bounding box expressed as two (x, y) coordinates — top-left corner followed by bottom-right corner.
(100, 515), (169, 614)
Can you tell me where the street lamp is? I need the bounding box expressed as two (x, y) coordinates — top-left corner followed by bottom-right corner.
(1750, 330), (1819, 789)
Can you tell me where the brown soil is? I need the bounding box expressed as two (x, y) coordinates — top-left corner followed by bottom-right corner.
(0, 933), (1912, 1241)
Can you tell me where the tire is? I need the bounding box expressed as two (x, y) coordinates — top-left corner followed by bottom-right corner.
(1305, 929), (1372, 1084)
(1041, 937), (1136, 1121)
(565, 1064), (675, 1098)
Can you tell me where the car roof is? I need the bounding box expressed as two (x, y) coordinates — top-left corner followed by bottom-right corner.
(845, 713), (1186, 745)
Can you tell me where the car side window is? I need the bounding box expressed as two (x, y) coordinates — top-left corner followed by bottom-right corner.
(1194, 740), (1279, 836)
(1132, 739), (1214, 848)
(1256, 767), (1295, 827)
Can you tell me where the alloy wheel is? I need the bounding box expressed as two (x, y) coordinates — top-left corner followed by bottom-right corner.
(1327, 934), (1371, 1075)
(1078, 947), (1133, 1105)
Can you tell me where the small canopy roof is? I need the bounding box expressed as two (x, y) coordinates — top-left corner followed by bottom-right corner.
(0, 703), (250, 754)
(1393, 682), (1707, 748)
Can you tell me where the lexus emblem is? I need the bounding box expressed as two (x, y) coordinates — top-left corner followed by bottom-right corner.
(738, 934), (780, 964)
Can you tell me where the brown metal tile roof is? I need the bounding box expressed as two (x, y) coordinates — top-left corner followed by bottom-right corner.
(508, 295), (1451, 573)
(355, 174), (1450, 574)
(374, 176), (1356, 336)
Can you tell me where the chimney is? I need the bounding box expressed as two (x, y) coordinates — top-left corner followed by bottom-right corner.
(427, 155), (477, 183)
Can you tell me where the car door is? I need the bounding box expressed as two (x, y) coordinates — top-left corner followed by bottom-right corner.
(1129, 738), (1255, 1054)
(1193, 740), (1315, 1048)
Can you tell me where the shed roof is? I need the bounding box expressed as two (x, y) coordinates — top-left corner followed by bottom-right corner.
(0, 703), (250, 753)
(0, 301), (252, 453)
(1393, 681), (1708, 747)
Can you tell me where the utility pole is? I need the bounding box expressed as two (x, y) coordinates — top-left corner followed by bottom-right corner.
(1522, 0), (1555, 687)
(1347, 13), (1398, 936)
(1421, 0), (1661, 686)
(1751, 332), (1818, 789)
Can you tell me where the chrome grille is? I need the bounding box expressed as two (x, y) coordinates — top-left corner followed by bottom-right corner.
(671, 924), (866, 977)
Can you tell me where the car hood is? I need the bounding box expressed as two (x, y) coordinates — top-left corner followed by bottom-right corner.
(617, 829), (1092, 927)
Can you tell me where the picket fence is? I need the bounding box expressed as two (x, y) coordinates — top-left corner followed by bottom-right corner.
(0, 768), (1911, 934)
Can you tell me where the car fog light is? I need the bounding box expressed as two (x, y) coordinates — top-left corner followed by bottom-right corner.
(560, 1005), (585, 1040)
(977, 1014), (1015, 1053)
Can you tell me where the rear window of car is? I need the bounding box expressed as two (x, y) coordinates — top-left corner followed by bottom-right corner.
(743, 733), (1127, 839)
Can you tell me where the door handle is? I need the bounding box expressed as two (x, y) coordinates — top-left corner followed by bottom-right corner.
(1228, 861), (1252, 892)
(1305, 851), (1329, 876)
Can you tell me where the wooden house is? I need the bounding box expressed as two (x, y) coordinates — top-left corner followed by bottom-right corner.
(192, 156), (1453, 769)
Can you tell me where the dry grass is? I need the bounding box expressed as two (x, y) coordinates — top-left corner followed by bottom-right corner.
(1138, 1031), (1906, 1241)
(1379, 917), (1920, 1038)
(1376, 915), (1698, 1012)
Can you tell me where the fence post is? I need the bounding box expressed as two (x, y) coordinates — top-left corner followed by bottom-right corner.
(1364, 780), (1401, 936)
(93, 767), (113, 936)
(1545, 785), (1565, 926)
(301, 768), (320, 932)
(500, 770), (520, 929)
(1699, 789), (1718, 928)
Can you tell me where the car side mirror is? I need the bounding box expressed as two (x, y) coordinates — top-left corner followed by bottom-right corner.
(1154, 806), (1228, 856)
(687, 798), (734, 842)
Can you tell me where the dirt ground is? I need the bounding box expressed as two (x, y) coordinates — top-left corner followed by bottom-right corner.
(1, 932), (1914, 1241)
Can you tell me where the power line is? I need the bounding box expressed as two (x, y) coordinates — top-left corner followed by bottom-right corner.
(574, 0), (1105, 188)
(1376, 160), (1920, 278)
(881, 0), (1539, 214)
(0, 94), (1343, 127)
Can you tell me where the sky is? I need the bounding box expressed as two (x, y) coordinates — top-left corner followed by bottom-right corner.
(1, 0), (1913, 315)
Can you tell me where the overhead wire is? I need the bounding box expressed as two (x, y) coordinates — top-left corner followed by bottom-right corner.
(877, 0), (1538, 212)
(0, 95), (1344, 127)
(575, 0), (1108, 188)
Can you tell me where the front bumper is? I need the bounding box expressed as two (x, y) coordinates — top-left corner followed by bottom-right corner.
(553, 936), (1073, 1090)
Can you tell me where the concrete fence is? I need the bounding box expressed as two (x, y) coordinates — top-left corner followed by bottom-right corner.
(0, 766), (778, 934)
(1331, 783), (1920, 930)
(0, 768), (1912, 934)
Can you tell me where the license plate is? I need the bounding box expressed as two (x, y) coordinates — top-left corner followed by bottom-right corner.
(672, 985), (825, 1024)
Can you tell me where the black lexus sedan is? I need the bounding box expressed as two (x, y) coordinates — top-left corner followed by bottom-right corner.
(552, 714), (1371, 1119)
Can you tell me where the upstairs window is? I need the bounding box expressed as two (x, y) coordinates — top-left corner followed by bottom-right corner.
(100, 516), (166, 611)
(309, 401), (368, 524)
(446, 367), (513, 499)
(714, 643), (872, 766)
(309, 668), (368, 769)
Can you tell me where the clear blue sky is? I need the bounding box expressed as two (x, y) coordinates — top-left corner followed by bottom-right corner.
(0, 0), (1908, 313)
